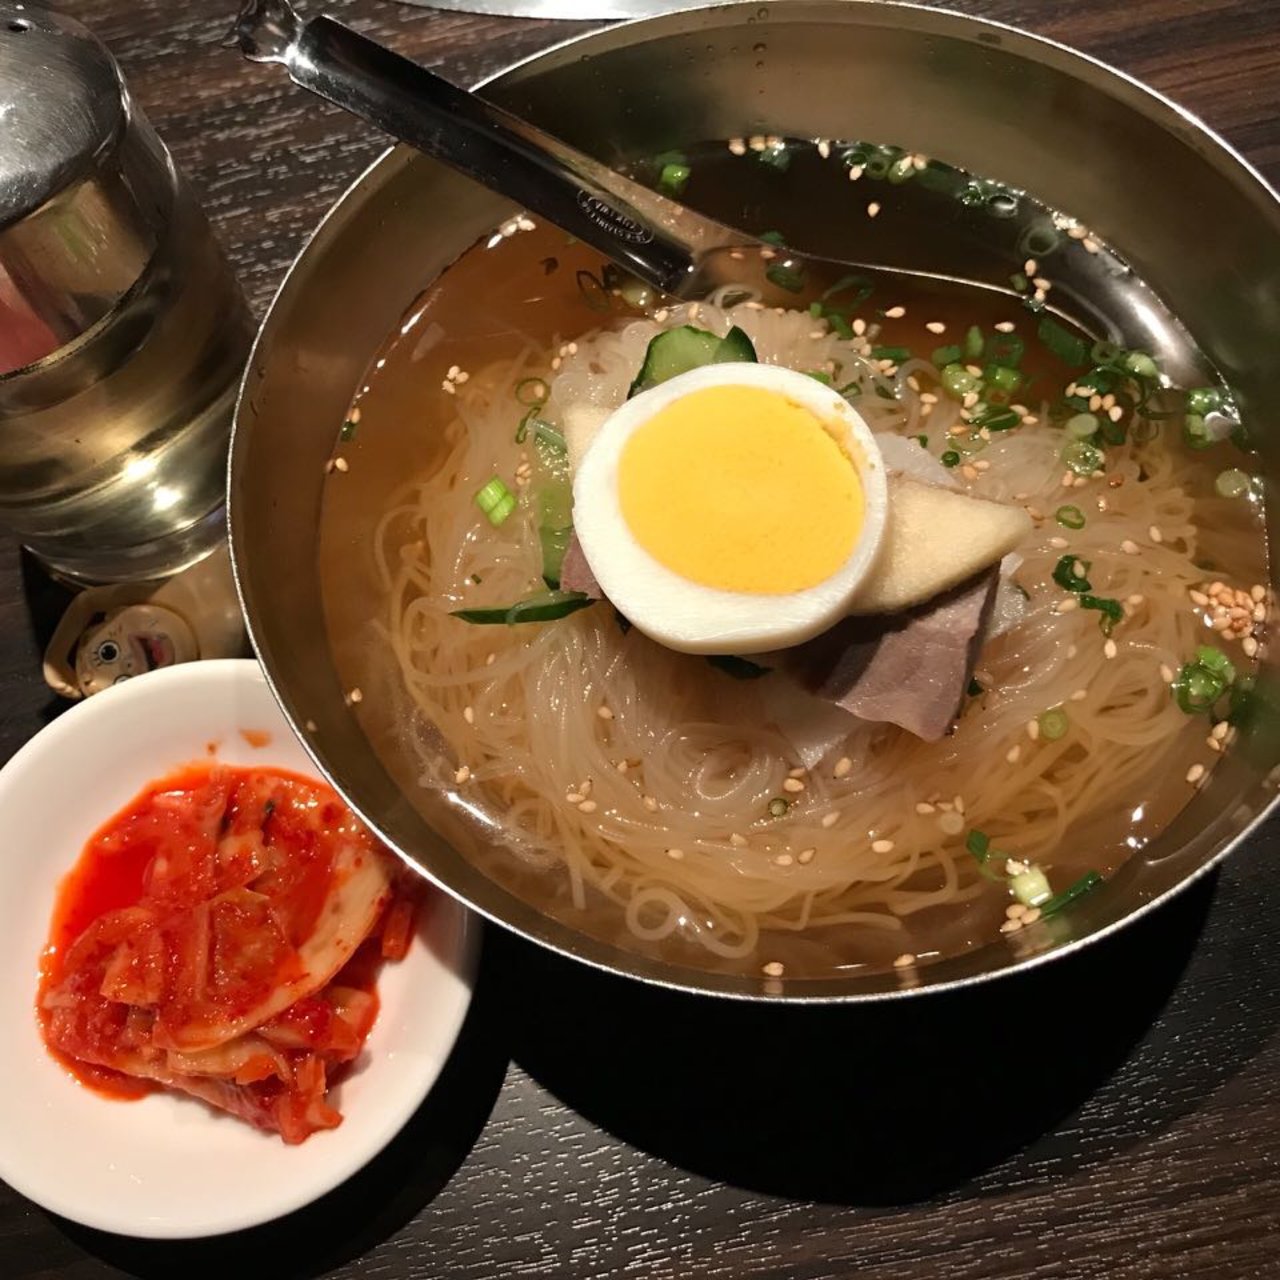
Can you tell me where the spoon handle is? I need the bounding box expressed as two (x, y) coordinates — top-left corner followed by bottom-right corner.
(228, 0), (719, 295)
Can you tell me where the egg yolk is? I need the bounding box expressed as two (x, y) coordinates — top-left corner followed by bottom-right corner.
(617, 385), (864, 594)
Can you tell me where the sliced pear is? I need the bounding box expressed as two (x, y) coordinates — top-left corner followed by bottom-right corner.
(849, 476), (1032, 614)
(563, 402), (611, 470)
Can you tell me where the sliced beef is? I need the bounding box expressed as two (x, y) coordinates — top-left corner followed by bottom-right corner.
(559, 533), (603, 599)
(777, 568), (999, 742)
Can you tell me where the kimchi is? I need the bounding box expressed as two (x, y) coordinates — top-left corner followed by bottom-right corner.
(38, 764), (416, 1144)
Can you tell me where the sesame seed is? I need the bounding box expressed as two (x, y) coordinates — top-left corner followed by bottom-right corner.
(453, 765), (471, 784)
(833, 756), (853, 779)
(995, 321), (1017, 333)
(1212, 615), (1232, 631)
(788, 766), (807, 778)
(1160, 664), (1175, 683)
(821, 812), (839, 829)
(1024, 258), (1038, 276)
(597, 705), (614, 720)
(797, 847), (816, 865)
(748, 134), (767, 151)
(848, 164), (865, 181)
(867, 201), (881, 218)
(893, 953), (917, 969)
(462, 705), (474, 724)
(728, 137), (747, 155)
(817, 139), (831, 159)
(1244, 636), (1260, 658)
(578, 799), (598, 814)
(1006, 745), (1022, 764)
(1189, 589), (1210, 606)
(954, 795), (965, 813)
(920, 392), (939, 404)
(782, 777), (806, 794)
(773, 852), (793, 867)
(1108, 405), (1124, 423)
(1083, 238), (1101, 254)
(1050, 536), (1069, 549)
(1251, 584), (1267, 602)
(1027, 719), (1041, 741)
(938, 811), (965, 835)
(1000, 918), (1022, 934)
(962, 464), (979, 482)
(643, 795), (658, 811)
(1149, 525), (1164, 544)
(667, 847), (684, 860)
(455, 370), (471, 384)
(1056, 598), (1079, 613)
(762, 961), (785, 977)
(1006, 903), (1028, 921)
(1121, 539), (1140, 555)
(885, 305), (906, 318)
(447, 364), (460, 379)
(1186, 763), (1206, 785)
(1104, 639), (1118, 660)
(333, 456), (349, 473)
(926, 321), (946, 334)
(1033, 277), (1051, 291)
(1022, 907), (1042, 925)
(871, 838), (895, 854)
(565, 791), (584, 804)
(304, 719), (317, 733)
(915, 802), (936, 815)
(730, 833), (748, 848)
(852, 318), (867, 336)
(1071, 688), (1088, 701)
(485, 652), (496, 666)
(615, 760), (629, 773)
(1128, 593), (1145, 607)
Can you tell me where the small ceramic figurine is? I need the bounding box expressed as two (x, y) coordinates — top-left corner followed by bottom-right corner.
(43, 547), (247, 698)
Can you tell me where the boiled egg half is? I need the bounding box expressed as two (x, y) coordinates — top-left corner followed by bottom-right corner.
(571, 363), (888, 654)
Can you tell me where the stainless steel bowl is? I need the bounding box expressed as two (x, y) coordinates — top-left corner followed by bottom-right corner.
(229, 1), (1280, 1000)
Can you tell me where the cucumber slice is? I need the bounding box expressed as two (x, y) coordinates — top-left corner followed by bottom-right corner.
(628, 324), (758, 397)
(452, 590), (595, 625)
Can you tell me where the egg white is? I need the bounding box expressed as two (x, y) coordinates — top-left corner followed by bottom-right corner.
(570, 363), (888, 655)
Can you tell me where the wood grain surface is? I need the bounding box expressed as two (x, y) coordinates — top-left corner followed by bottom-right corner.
(2, 2), (1279, 1277)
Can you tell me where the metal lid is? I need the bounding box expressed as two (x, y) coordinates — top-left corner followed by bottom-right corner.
(0, 4), (171, 378)
(0, 6), (125, 229)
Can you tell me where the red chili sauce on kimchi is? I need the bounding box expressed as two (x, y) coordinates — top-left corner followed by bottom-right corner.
(37, 763), (416, 1144)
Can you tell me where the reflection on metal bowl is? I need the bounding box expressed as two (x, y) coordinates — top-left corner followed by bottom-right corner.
(229, 1), (1280, 1000)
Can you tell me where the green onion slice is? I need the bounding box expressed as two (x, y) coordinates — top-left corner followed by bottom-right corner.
(1171, 645), (1236, 714)
(1038, 707), (1069, 740)
(515, 376), (550, 407)
(931, 344), (963, 368)
(659, 161), (691, 193)
(1081, 594), (1123, 635)
(1062, 439), (1105, 476)
(474, 476), (516, 527)
(1215, 468), (1250, 499)
(1039, 870), (1104, 918)
(767, 797), (790, 818)
(871, 345), (912, 362)
(1055, 505), (1086, 529)
(1038, 316), (1089, 367)
(1011, 866), (1053, 907)
(964, 325), (984, 360)
(1052, 554), (1092, 593)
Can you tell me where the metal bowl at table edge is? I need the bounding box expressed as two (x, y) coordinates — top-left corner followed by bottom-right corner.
(228, 0), (1280, 1002)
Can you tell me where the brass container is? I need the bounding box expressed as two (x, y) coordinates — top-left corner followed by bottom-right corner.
(230, 2), (1280, 1000)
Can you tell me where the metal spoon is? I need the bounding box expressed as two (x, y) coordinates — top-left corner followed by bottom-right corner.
(227, 0), (1218, 399)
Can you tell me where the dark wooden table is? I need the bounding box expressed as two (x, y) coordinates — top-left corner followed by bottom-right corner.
(3, 2), (1279, 1276)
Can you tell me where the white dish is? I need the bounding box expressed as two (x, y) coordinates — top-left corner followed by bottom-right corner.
(0, 658), (478, 1239)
